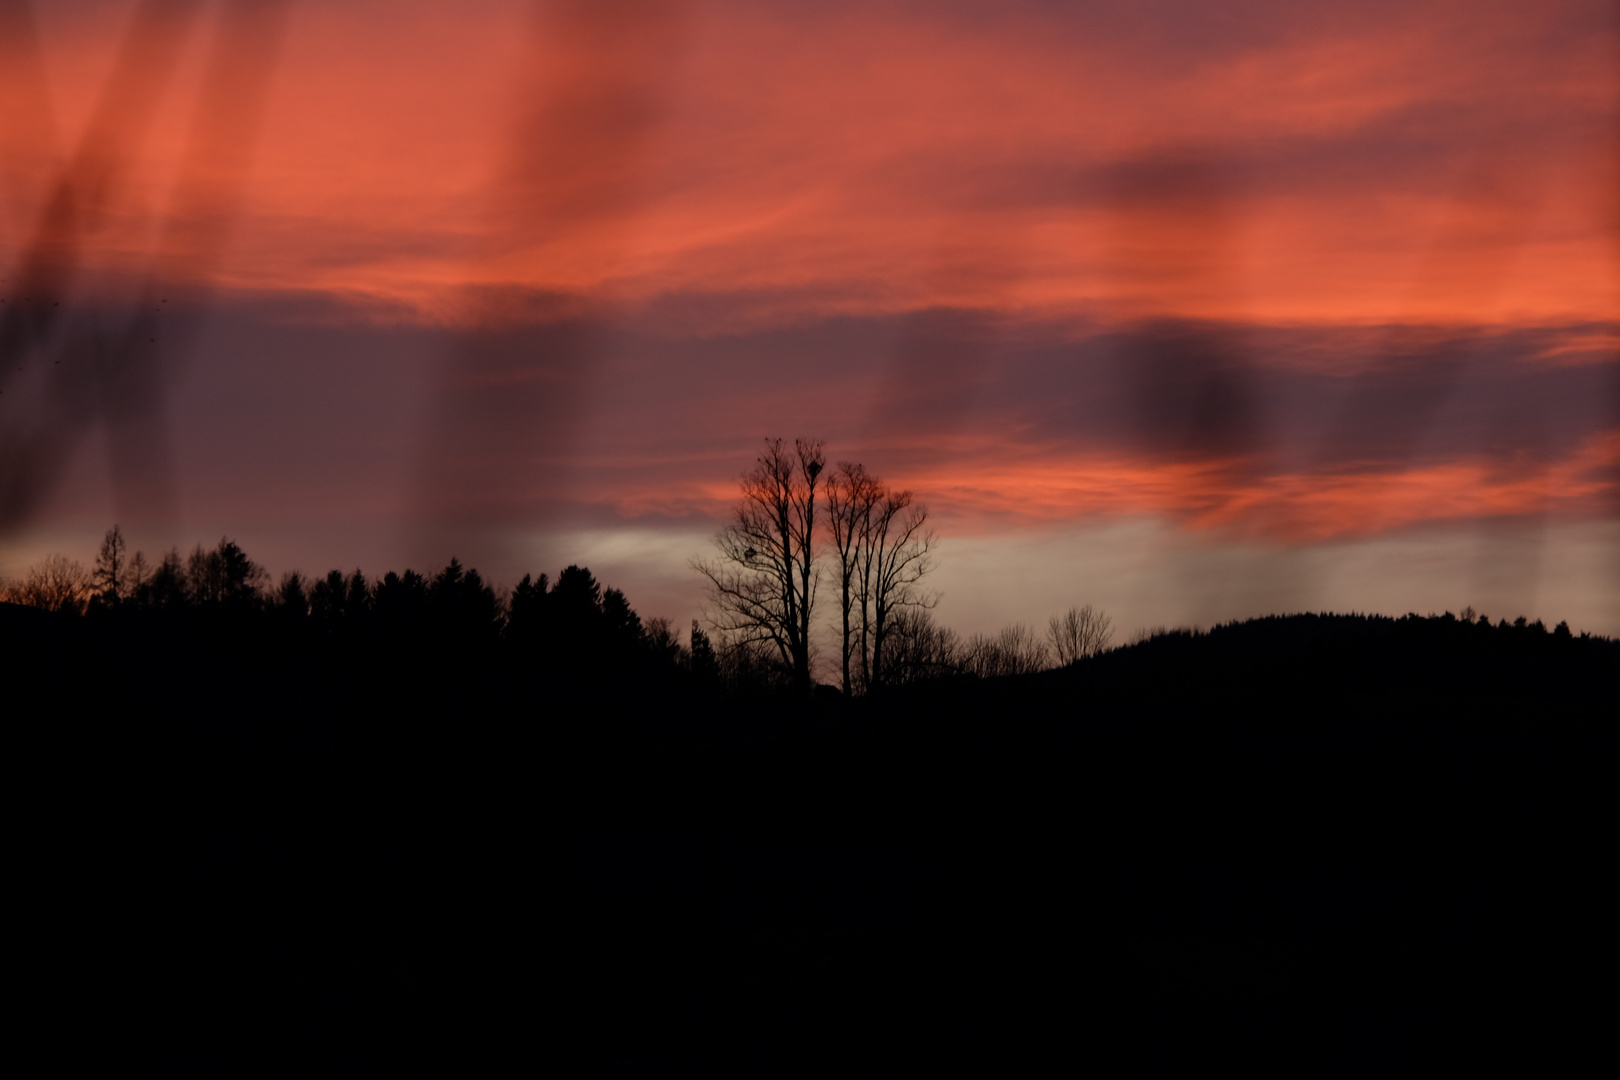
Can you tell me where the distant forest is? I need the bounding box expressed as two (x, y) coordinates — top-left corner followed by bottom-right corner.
(2, 521), (1610, 701)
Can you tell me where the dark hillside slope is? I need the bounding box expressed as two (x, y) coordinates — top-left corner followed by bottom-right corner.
(565, 614), (1614, 1076)
(1055, 612), (1614, 728)
(6, 608), (1614, 1075)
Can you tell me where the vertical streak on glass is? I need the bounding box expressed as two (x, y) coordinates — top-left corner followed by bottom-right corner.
(410, 0), (691, 567)
(0, 0), (205, 532)
(95, 0), (294, 534)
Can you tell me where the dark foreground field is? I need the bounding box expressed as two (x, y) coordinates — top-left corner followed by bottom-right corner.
(6, 608), (1613, 1076)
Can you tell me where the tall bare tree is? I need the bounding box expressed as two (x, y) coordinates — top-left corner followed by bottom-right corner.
(827, 464), (938, 694)
(862, 486), (935, 692)
(826, 461), (879, 695)
(694, 438), (825, 693)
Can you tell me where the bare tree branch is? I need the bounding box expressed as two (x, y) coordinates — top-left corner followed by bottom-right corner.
(1047, 605), (1114, 665)
(867, 489), (936, 691)
(826, 461), (879, 695)
(692, 437), (824, 693)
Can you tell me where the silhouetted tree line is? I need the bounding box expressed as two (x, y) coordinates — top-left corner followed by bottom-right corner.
(5, 522), (1120, 698)
(4, 523), (1612, 704)
(0, 527), (709, 691)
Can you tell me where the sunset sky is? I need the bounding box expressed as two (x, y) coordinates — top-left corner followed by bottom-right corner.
(2, 0), (1617, 641)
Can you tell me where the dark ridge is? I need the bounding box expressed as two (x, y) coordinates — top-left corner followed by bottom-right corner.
(5, 607), (1613, 1075)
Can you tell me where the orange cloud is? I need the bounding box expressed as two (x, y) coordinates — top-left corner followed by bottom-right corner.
(885, 431), (1620, 541)
(3, 2), (1615, 557)
(2, 0), (1613, 329)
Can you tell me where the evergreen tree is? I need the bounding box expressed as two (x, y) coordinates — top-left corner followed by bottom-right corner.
(92, 525), (129, 603)
(690, 620), (719, 685)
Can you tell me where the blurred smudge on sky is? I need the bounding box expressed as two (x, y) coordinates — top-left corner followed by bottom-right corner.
(2, 0), (1617, 636)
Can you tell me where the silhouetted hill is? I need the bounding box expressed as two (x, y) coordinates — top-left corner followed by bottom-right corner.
(559, 615), (1612, 1075)
(5, 608), (1612, 1075)
(924, 611), (1617, 732)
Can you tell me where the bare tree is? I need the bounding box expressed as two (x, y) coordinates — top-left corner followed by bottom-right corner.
(882, 608), (964, 685)
(963, 623), (1051, 678)
(1, 554), (92, 613)
(862, 486), (936, 692)
(1047, 605), (1114, 666)
(826, 461), (880, 694)
(824, 463), (938, 694)
(694, 437), (825, 694)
